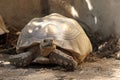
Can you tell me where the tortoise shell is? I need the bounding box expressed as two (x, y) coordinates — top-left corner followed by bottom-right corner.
(16, 13), (92, 62)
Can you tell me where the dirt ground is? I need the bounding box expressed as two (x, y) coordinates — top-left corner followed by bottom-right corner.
(0, 30), (120, 80)
(0, 56), (120, 80)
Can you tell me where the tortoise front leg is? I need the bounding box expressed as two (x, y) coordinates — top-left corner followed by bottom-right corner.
(9, 51), (34, 67)
(56, 46), (83, 64)
(49, 49), (78, 71)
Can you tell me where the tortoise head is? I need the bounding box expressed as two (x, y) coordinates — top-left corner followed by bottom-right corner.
(40, 38), (56, 56)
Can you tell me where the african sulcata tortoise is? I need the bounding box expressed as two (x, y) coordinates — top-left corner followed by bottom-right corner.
(9, 13), (92, 71)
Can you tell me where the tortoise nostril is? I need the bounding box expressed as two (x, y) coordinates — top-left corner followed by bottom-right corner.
(43, 39), (47, 43)
(50, 39), (53, 42)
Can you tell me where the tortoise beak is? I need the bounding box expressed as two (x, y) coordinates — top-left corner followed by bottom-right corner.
(44, 42), (53, 47)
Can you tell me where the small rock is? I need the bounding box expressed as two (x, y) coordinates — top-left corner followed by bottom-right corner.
(116, 51), (120, 60)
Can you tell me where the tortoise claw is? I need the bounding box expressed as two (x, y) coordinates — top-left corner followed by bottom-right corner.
(33, 56), (50, 64)
(9, 51), (33, 67)
(49, 50), (78, 71)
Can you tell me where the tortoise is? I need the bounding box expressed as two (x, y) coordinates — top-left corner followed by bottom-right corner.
(9, 13), (92, 71)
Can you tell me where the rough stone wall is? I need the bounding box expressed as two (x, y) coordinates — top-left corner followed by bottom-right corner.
(49, 0), (89, 21)
(90, 0), (120, 38)
(49, 0), (120, 39)
(0, 0), (120, 39)
(0, 0), (47, 30)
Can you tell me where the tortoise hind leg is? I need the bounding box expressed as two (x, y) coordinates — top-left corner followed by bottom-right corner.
(49, 49), (78, 71)
(9, 51), (34, 67)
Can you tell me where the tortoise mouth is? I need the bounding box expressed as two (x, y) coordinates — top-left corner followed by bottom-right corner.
(40, 39), (56, 56)
(42, 42), (54, 47)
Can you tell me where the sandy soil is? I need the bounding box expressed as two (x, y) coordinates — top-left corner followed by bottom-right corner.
(0, 55), (120, 80)
(0, 33), (119, 80)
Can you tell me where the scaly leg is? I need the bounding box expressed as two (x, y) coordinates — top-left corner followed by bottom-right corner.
(9, 51), (34, 67)
(49, 49), (78, 71)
